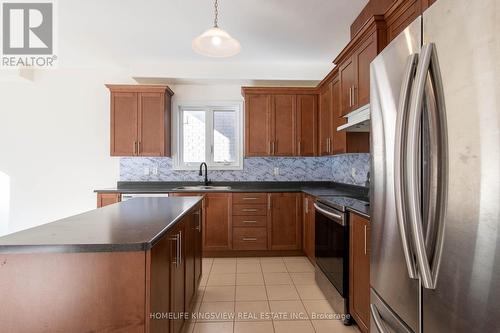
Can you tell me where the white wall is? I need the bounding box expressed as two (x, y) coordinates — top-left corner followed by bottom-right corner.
(0, 69), (133, 235)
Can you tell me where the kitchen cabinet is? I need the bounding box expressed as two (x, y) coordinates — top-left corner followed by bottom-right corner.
(97, 193), (121, 208)
(349, 212), (371, 333)
(302, 194), (315, 263)
(296, 95), (318, 156)
(106, 85), (174, 157)
(232, 193), (269, 251)
(334, 16), (386, 116)
(184, 210), (202, 311)
(169, 221), (185, 333)
(318, 81), (333, 156)
(269, 193), (302, 250)
(242, 87), (318, 157)
(272, 94), (296, 156)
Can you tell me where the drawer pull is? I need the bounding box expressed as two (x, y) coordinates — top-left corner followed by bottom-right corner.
(242, 237), (258, 241)
(242, 209), (258, 212)
(242, 197), (258, 200)
(243, 220), (258, 223)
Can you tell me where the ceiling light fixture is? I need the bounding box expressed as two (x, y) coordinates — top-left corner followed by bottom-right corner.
(192, 0), (241, 57)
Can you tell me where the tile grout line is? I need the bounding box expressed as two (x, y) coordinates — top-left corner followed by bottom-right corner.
(287, 259), (318, 333)
(260, 257), (277, 333)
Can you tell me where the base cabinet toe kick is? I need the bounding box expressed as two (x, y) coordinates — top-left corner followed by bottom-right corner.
(0, 199), (203, 333)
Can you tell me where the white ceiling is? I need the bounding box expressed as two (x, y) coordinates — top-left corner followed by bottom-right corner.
(58, 0), (368, 81)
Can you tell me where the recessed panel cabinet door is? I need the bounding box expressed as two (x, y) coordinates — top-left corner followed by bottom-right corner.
(138, 93), (165, 156)
(272, 95), (296, 156)
(355, 32), (378, 107)
(149, 231), (171, 333)
(349, 213), (370, 333)
(245, 94), (271, 156)
(296, 95), (317, 156)
(269, 193), (301, 250)
(203, 193), (232, 251)
(318, 83), (332, 156)
(111, 92), (138, 156)
(340, 57), (356, 116)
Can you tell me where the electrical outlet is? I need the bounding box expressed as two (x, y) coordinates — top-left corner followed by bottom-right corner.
(143, 166), (150, 176)
(273, 167), (280, 176)
(152, 165), (158, 176)
(351, 167), (356, 178)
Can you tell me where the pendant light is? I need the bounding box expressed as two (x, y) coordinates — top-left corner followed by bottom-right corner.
(192, 0), (241, 57)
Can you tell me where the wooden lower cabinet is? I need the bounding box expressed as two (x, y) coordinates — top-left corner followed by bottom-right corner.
(349, 212), (371, 333)
(97, 193), (121, 208)
(302, 194), (315, 263)
(269, 193), (302, 250)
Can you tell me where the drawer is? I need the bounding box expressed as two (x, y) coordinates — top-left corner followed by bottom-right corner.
(233, 193), (268, 204)
(233, 227), (267, 250)
(233, 204), (267, 216)
(233, 216), (268, 227)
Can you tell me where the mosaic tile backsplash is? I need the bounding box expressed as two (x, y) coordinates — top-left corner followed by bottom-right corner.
(120, 154), (370, 187)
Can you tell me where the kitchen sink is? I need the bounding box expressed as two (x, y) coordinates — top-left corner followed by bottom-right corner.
(173, 185), (232, 191)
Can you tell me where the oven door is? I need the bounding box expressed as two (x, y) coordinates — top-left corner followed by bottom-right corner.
(314, 202), (348, 297)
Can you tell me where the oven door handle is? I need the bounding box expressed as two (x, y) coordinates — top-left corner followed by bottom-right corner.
(313, 203), (344, 225)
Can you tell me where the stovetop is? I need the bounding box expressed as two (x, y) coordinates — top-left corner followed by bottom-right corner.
(317, 195), (370, 213)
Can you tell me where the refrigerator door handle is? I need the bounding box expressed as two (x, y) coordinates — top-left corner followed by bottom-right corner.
(394, 53), (419, 280)
(407, 43), (448, 290)
(370, 304), (389, 333)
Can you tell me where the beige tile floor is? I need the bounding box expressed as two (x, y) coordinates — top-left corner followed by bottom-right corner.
(183, 256), (361, 333)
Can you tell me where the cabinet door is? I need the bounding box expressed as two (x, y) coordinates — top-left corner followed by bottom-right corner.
(339, 57), (356, 116)
(318, 83), (332, 156)
(203, 193), (232, 251)
(184, 212), (196, 310)
(193, 209), (202, 288)
(97, 193), (121, 208)
(349, 213), (370, 333)
(138, 92), (165, 156)
(331, 77), (347, 155)
(302, 195), (315, 261)
(296, 94), (317, 156)
(170, 223), (185, 333)
(355, 32), (378, 108)
(110, 92), (138, 156)
(245, 94), (272, 156)
(269, 193), (301, 250)
(149, 232), (171, 333)
(272, 95), (296, 156)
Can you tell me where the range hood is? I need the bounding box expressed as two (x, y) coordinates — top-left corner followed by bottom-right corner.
(337, 104), (370, 132)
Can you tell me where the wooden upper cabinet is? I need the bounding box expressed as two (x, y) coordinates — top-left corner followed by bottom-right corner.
(242, 87), (318, 157)
(245, 94), (272, 156)
(110, 92), (138, 156)
(318, 82), (332, 156)
(272, 94), (296, 156)
(350, 213), (371, 333)
(269, 193), (302, 251)
(296, 94), (318, 156)
(106, 85), (174, 157)
(334, 16), (387, 117)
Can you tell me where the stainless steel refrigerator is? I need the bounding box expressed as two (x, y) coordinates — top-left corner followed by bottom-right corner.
(370, 0), (500, 332)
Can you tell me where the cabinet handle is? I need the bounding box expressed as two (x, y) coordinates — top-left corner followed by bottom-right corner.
(272, 141), (275, 155)
(304, 198), (309, 214)
(242, 208), (258, 212)
(243, 220), (257, 224)
(170, 234), (179, 265)
(133, 141), (137, 155)
(268, 194), (271, 210)
(194, 211), (201, 231)
(242, 197), (258, 200)
(349, 87), (352, 107)
(298, 140), (301, 155)
(352, 86), (356, 106)
(242, 237), (258, 242)
(327, 138), (331, 153)
(364, 225), (367, 255)
(138, 141), (141, 154)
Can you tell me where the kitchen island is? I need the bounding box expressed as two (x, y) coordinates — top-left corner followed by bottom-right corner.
(0, 197), (203, 333)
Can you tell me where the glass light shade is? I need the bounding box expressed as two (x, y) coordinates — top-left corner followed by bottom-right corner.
(192, 27), (241, 57)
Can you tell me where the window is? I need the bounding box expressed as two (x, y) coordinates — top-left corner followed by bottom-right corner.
(175, 103), (243, 170)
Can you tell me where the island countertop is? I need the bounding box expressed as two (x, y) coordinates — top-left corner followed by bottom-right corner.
(0, 196), (203, 254)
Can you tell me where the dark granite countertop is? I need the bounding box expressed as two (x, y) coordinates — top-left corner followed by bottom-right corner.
(95, 181), (370, 218)
(0, 197), (203, 254)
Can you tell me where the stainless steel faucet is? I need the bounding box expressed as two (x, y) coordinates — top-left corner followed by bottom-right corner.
(199, 162), (210, 186)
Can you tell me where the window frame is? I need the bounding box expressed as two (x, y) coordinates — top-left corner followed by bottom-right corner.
(173, 101), (244, 170)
